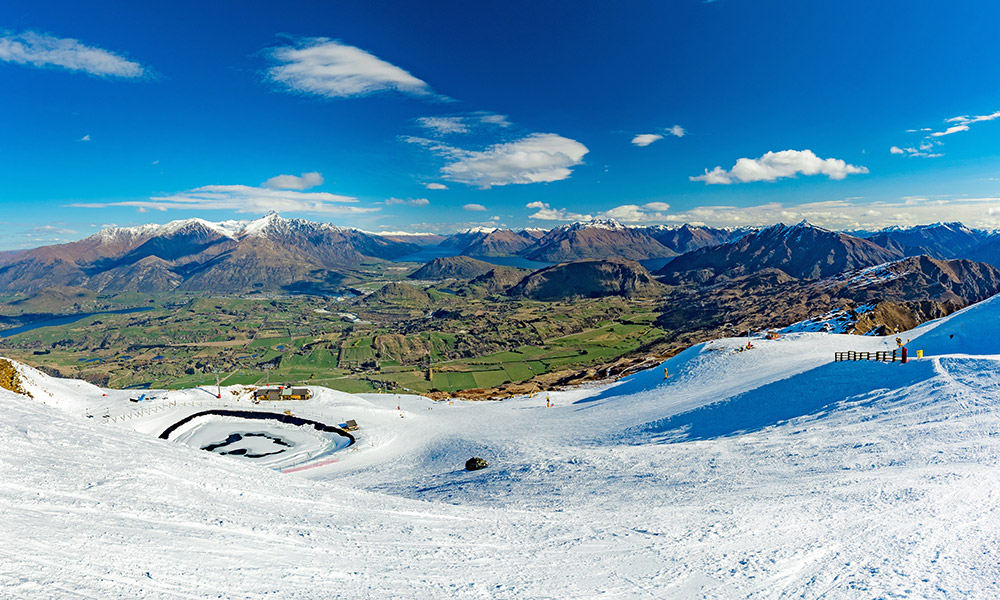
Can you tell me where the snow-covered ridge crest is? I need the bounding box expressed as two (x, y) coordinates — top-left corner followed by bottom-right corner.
(759, 219), (829, 236)
(874, 221), (973, 234)
(558, 218), (628, 232)
(86, 212), (361, 245)
(238, 211), (348, 237)
(88, 217), (242, 243)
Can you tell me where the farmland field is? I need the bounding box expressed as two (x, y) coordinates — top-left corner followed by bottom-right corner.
(0, 289), (674, 395)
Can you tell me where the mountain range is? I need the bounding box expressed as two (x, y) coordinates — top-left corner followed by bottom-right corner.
(659, 221), (904, 283)
(3, 215), (1000, 296)
(0, 214), (419, 293)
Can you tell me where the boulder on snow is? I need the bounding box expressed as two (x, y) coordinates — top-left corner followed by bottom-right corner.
(465, 457), (489, 471)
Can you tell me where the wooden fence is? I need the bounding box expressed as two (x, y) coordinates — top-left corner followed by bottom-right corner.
(834, 350), (899, 363)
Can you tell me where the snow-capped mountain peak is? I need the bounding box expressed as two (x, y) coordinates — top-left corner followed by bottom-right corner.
(560, 218), (628, 232)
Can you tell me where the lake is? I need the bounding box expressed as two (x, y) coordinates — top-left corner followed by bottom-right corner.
(396, 249), (675, 273)
(0, 307), (154, 338)
(393, 249), (554, 271)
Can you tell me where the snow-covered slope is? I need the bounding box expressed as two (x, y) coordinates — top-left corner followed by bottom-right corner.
(5, 295), (1000, 597)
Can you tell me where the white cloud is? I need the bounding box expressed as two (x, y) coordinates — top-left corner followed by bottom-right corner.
(632, 125), (685, 147)
(895, 109), (1000, 156)
(416, 112), (510, 136)
(262, 171), (324, 190)
(267, 37), (435, 99)
(930, 124), (970, 137)
(525, 202), (592, 221)
(409, 133), (588, 188)
(417, 116), (468, 135)
(69, 185), (377, 215)
(596, 202), (671, 223)
(890, 145), (943, 159)
(0, 31), (144, 78)
(386, 198), (430, 207)
(946, 110), (1000, 126)
(631, 133), (663, 147)
(423, 182), (448, 190)
(463, 203), (487, 211)
(28, 225), (77, 236)
(477, 113), (511, 128)
(600, 205), (649, 221)
(589, 197), (1000, 230)
(691, 149), (868, 184)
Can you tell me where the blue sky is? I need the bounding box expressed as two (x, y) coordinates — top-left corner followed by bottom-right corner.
(3, 0), (1000, 248)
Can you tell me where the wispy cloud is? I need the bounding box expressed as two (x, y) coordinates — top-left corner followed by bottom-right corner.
(525, 201), (592, 221)
(68, 185), (377, 215)
(27, 224), (77, 236)
(599, 203), (672, 222)
(894, 109), (1000, 156)
(79, 134), (91, 142)
(416, 112), (510, 135)
(691, 149), (868, 184)
(890, 143), (942, 159)
(423, 182), (448, 190)
(930, 124), (970, 138)
(261, 171), (324, 190)
(631, 133), (662, 147)
(528, 201), (671, 223)
(631, 125), (685, 147)
(267, 37), (438, 99)
(18, 224), (79, 246)
(0, 31), (144, 78)
(586, 197), (1000, 230)
(407, 133), (589, 188)
(463, 203), (487, 211)
(417, 116), (468, 134)
(386, 197), (430, 207)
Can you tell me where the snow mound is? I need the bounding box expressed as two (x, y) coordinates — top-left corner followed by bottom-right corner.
(909, 291), (1000, 356)
(0, 356), (102, 411)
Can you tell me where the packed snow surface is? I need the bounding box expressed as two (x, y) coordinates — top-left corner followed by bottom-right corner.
(5, 294), (1000, 597)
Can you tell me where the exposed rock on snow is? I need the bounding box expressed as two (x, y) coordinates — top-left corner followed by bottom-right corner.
(465, 456), (489, 471)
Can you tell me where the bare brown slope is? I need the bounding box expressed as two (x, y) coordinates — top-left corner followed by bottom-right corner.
(659, 221), (902, 283)
(461, 230), (535, 257)
(409, 256), (498, 280)
(508, 259), (667, 300)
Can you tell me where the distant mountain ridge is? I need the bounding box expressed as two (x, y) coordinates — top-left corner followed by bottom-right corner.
(408, 256), (499, 280)
(9, 215), (1000, 295)
(640, 223), (745, 253)
(520, 219), (678, 262)
(508, 258), (666, 300)
(0, 213), (419, 293)
(659, 221), (903, 283)
(862, 222), (987, 259)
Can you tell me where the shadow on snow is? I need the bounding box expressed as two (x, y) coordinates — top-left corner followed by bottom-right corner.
(635, 359), (936, 443)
